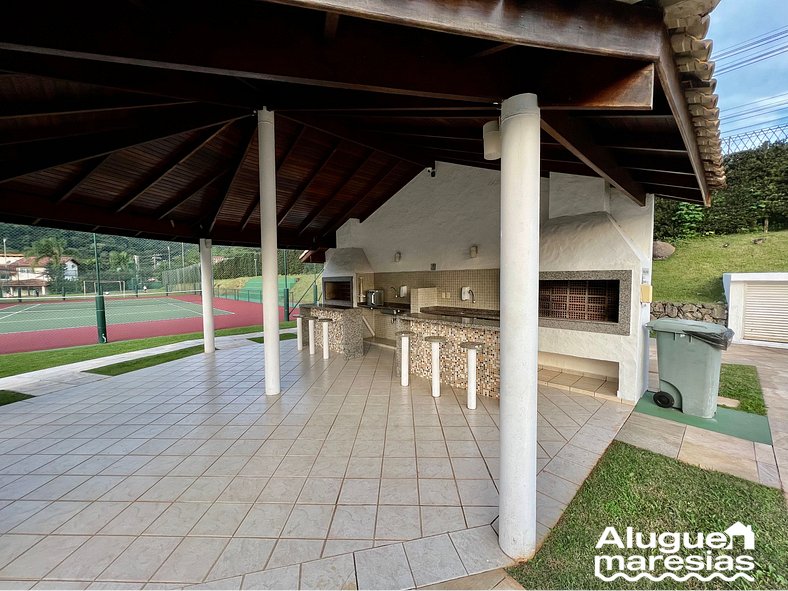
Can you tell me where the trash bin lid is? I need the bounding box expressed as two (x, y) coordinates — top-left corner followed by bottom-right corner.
(647, 318), (727, 335)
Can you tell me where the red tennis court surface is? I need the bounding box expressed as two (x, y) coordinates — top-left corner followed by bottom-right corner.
(0, 296), (287, 354)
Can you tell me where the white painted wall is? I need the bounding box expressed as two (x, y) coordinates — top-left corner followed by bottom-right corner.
(724, 272), (788, 348)
(334, 162), (550, 272)
(334, 163), (655, 401)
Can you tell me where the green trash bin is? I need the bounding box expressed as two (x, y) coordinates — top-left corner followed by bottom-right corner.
(646, 318), (734, 419)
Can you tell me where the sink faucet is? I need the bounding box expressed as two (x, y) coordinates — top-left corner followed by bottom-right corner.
(390, 286), (398, 298)
(469, 289), (475, 303)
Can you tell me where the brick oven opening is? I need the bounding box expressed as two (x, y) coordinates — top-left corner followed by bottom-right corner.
(539, 279), (620, 323)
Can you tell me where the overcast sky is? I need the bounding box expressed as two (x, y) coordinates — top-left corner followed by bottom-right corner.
(707, 0), (788, 137)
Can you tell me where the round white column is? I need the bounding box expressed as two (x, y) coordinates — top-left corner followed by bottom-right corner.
(258, 108), (280, 395)
(296, 316), (303, 351)
(199, 238), (215, 354)
(425, 336), (445, 398)
(467, 348), (477, 410)
(498, 93), (540, 560)
(308, 318), (316, 356)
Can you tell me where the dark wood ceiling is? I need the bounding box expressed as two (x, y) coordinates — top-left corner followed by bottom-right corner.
(0, 0), (709, 249)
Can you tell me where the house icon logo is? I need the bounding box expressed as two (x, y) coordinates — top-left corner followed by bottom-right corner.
(724, 522), (755, 550)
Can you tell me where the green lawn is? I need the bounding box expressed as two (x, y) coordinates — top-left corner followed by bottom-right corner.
(87, 345), (205, 376)
(719, 363), (766, 415)
(509, 442), (788, 589)
(653, 230), (788, 303)
(0, 321), (296, 379)
(0, 390), (33, 406)
(247, 333), (297, 344)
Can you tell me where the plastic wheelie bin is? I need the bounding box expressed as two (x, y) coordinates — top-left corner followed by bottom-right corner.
(646, 318), (735, 418)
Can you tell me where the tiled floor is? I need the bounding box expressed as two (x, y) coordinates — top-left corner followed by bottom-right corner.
(616, 340), (786, 491)
(0, 341), (631, 589)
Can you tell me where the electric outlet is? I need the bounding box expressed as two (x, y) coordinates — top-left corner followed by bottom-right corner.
(430, 263), (437, 271)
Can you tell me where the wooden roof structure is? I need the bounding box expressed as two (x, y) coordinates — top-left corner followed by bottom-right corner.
(0, 0), (724, 250)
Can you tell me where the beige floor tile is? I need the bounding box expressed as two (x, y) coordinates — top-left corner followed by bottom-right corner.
(98, 536), (180, 582)
(151, 537), (229, 583)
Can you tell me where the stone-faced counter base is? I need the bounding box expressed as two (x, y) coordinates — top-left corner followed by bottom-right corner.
(300, 305), (364, 359)
(396, 317), (500, 398)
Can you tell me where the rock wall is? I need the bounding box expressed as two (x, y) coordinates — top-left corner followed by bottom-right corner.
(650, 301), (728, 325)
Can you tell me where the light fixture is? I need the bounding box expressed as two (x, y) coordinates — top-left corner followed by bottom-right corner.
(483, 120), (501, 160)
(469, 245), (478, 258)
(394, 251), (401, 263)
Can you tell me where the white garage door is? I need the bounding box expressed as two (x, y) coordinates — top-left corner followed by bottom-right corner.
(743, 282), (788, 343)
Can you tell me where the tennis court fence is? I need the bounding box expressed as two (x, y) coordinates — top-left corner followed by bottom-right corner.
(0, 221), (323, 349)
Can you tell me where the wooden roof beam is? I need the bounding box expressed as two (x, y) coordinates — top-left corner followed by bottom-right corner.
(0, 96), (192, 121)
(276, 141), (341, 226)
(207, 126), (257, 233)
(266, 0), (663, 60)
(296, 150), (374, 236)
(0, 105), (248, 183)
(114, 121), (235, 213)
(155, 171), (227, 220)
(540, 112), (647, 206)
(54, 155), (110, 204)
(1, 0), (659, 106)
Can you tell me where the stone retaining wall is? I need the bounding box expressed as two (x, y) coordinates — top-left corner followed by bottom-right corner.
(650, 301), (728, 325)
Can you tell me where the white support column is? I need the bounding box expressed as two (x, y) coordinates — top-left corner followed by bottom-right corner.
(296, 316), (304, 351)
(199, 238), (215, 354)
(430, 341), (441, 398)
(258, 108), (280, 395)
(400, 333), (410, 387)
(467, 347), (477, 410)
(308, 318), (316, 356)
(321, 320), (331, 360)
(498, 93), (540, 560)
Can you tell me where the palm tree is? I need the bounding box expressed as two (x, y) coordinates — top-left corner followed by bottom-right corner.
(25, 237), (67, 292)
(109, 251), (133, 281)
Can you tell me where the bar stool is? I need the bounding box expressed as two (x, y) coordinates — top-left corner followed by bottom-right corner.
(460, 341), (483, 410)
(424, 335), (447, 398)
(396, 330), (415, 387)
(318, 318), (333, 360)
(308, 316), (317, 355)
(295, 313), (312, 352)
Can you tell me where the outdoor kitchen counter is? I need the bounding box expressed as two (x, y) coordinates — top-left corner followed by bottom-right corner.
(396, 311), (501, 397)
(299, 304), (364, 358)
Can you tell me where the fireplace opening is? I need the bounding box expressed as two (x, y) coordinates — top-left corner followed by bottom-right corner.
(539, 279), (620, 323)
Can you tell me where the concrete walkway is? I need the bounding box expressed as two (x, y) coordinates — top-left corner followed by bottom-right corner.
(616, 340), (787, 496)
(0, 330), (296, 395)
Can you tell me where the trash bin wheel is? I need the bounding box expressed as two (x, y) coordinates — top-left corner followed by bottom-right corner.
(654, 391), (675, 408)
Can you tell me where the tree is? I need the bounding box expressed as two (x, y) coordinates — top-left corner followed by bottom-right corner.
(25, 237), (68, 293)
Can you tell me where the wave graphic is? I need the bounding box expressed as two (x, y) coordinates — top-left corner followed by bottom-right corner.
(595, 570), (754, 582)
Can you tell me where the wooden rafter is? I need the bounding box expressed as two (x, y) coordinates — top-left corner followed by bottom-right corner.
(54, 155), (110, 204)
(276, 141), (341, 226)
(155, 171), (227, 220)
(0, 96), (192, 121)
(114, 121), (234, 213)
(319, 160), (404, 237)
(540, 112), (647, 206)
(296, 150), (374, 235)
(207, 124), (256, 233)
(0, 105), (248, 183)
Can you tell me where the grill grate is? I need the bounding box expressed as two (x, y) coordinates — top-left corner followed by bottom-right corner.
(539, 279), (619, 322)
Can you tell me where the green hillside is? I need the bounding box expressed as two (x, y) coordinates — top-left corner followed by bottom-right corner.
(652, 230), (788, 303)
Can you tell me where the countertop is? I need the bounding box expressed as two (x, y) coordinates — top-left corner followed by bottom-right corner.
(299, 303), (355, 311)
(401, 311), (500, 331)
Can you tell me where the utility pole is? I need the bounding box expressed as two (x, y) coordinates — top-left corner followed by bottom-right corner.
(93, 233), (108, 343)
(167, 245), (172, 295)
(282, 249), (290, 321)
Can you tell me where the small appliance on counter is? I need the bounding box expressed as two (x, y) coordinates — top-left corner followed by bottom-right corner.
(367, 289), (385, 306)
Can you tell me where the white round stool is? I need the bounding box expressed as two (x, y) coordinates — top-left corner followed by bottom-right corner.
(424, 335), (447, 398)
(307, 316), (317, 355)
(460, 341), (483, 410)
(396, 330), (415, 387)
(318, 318), (333, 360)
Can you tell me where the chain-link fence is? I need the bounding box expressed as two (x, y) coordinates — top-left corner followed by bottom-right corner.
(721, 123), (788, 155)
(0, 222), (322, 353)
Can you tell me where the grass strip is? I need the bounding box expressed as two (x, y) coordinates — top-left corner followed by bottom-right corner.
(508, 441), (788, 589)
(0, 390), (34, 406)
(0, 321), (296, 379)
(86, 345), (205, 376)
(719, 363), (766, 415)
(247, 333), (297, 344)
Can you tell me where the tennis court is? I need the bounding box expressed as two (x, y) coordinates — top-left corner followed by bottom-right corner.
(0, 295), (232, 334)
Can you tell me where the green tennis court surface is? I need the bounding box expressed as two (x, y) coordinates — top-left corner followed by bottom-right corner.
(0, 297), (232, 334)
